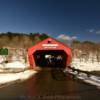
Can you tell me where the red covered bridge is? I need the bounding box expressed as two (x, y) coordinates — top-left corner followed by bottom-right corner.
(28, 37), (72, 69)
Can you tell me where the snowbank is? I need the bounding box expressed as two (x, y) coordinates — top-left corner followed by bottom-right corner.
(65, 69), (100, 89)
(0, 70), (37, 85)
(5, 61), (27, 69)
(71, 58), (100, 71)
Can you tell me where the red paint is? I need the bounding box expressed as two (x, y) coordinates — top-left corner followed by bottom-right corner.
(28, 37), (72, 68)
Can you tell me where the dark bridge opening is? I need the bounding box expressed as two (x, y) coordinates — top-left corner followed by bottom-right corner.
(33, 50), (67, 68)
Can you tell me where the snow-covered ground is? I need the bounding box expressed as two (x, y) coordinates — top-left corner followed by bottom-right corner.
(0, 59), (37, 88)
(4, 61), (28, 69)
(68, 57), (100, 89)
(64, 69), (100, 89)
(0, 61), (29, 69)
(0, 70), (37, 86)
(71, 58), (100, 71)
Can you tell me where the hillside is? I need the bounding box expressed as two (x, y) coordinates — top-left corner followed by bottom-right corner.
(0, 32), (48, 49)
(72, 40), (100, 62)
(72, 40), (100, 71)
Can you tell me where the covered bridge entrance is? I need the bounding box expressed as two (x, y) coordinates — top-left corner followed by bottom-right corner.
(28, 37), (72, 69)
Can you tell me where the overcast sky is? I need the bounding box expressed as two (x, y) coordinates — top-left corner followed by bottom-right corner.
(0, 0), (100, 42)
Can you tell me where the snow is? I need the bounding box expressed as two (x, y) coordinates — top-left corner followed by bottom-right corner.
(4, 61), (28, 69)
(71, 58), (100, 71)
(0, 55), (6, 63)
(0, 70), (37, 85)
(65, 69), (100, 88)
(0, 64), (3, 68)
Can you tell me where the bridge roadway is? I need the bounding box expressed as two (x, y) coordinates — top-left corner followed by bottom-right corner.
(0, 68), (100, 100)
